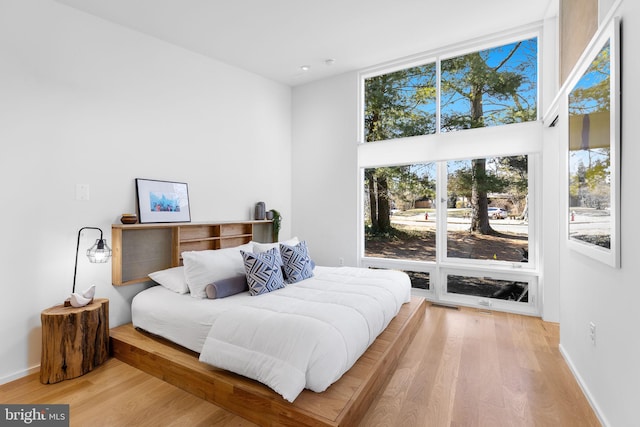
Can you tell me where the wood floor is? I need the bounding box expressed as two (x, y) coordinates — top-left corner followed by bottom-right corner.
(0, 303), (600, 427)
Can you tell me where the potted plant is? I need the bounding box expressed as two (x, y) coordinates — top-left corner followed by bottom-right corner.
(269, 209), (281, 242)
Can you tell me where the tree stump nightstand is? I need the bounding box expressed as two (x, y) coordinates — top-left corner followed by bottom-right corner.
(40, 298), (109, 384)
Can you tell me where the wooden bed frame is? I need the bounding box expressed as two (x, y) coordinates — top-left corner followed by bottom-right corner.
(110, 222), (427, 426)
(111, 297), (425, 426)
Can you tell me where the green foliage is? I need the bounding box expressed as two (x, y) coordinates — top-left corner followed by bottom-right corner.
(365, 164), (435, 219)
(269, 209), (281, 241)
(392, 164), (436, 208)
(496, 155), (528, 195)
(440, 39), (537, 131)
(448, 159), (514, 197)
(365, 163), (436, 235)
(364, 64), (436, 142)
(569, 152), (610, 209)
(448, 167), (473, 199)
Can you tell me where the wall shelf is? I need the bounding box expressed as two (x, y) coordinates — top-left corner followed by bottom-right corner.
(111, 220), (272, 286)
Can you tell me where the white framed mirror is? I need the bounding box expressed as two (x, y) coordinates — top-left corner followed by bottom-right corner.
(566, 18), (620, 268)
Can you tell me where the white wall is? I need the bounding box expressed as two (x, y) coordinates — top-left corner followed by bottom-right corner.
(0, 0), (292, 383)
(291, 72), (360, 267)
(557, 1), (640, 425)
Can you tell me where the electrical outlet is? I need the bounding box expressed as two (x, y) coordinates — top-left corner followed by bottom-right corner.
(338, 257), (344, 266)
(589, 321), (596, 345)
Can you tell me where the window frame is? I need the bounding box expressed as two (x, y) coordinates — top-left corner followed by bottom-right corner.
(564, 18), (620, 268)
(439, 266), (539, 316)
(357, 25), (543, 316)
(358, 26), (542, 144)
(441, 154), (536, 269)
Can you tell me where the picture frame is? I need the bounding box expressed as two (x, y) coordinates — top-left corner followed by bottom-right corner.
(135, 178), (191, 224)
(566, 18), (620, 268)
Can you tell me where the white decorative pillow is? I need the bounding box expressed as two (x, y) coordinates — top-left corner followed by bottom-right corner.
(253, 237), (299, 254)
(148, 266), (189, 294)
(182, 242), (253, 298)
(241, 248), (286, 296)
(280, 241), (314, 284)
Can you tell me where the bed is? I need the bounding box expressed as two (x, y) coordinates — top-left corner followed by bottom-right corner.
(110, 221), (425, 426)
(132, 264), (411, 402)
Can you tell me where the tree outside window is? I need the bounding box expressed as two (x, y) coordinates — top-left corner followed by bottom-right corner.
(364, 38), (537, 237)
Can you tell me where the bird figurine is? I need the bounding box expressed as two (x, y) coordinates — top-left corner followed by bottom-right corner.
(67, 285), (96, 308)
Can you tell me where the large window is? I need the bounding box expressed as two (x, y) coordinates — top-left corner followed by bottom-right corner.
(360, 31), (540, 315)
(364, 156), (529, 265)
(362, 155), (534, 312)
(363, 38), (537, 142)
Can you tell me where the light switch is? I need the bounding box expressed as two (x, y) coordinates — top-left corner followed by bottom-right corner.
(76, 184), (90, 201)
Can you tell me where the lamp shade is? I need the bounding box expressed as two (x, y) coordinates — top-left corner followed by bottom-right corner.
(87, 238), (111, 263)
(72, 227), (112, 295)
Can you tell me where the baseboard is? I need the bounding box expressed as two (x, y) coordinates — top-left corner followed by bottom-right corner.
(0, 365), (40, 386)
(558, 344), (609, 427)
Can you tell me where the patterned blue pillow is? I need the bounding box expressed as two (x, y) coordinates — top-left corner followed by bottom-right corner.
(280, 241), (314, 284)
(241, 248), (285, 296)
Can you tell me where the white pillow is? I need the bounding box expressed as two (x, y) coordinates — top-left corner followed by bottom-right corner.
(253, 237), (299, 254)
(148, 266), (189, 294)
(182, 242), (254, 298)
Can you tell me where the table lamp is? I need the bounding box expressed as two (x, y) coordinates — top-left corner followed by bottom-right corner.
(66, 226), (112, 307)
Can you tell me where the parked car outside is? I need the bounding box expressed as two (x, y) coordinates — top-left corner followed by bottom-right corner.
(488, 207), (508, 219)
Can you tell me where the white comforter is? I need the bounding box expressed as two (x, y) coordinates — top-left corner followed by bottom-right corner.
(198, 266), (411, 402)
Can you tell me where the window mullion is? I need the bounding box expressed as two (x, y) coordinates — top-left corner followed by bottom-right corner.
(436, 58), (442, 135)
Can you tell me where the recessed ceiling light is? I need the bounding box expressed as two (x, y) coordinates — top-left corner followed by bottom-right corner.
(300, 65), (311, 71)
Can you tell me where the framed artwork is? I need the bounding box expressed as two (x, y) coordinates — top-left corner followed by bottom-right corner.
(135, 178), (191, 223)
(566, 18), (620, 268)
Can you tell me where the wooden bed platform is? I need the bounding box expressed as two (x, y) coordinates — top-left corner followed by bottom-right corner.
(110, 296), (426, 427)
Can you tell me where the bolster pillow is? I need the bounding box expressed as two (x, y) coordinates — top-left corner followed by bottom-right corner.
(205, 275), (249, 299)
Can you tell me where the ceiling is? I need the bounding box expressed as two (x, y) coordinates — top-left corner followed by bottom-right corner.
(55, 0), (554, 86)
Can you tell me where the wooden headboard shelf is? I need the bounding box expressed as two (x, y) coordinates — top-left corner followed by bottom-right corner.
(112, 220), (272, 286)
